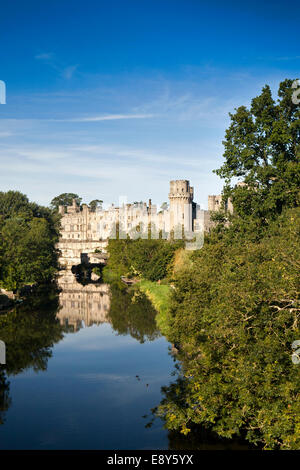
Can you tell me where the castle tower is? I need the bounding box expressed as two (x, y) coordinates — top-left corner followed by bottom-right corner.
(168, 180), (193, 234)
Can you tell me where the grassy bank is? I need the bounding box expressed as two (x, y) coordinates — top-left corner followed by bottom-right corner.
(138, 279), (172, 337)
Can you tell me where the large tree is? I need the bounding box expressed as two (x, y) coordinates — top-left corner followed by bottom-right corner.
(215, 79), (300, 222)
(0, 191), (59, 291)
(50, 193), (82, 211)
(156, 80), (300, 450)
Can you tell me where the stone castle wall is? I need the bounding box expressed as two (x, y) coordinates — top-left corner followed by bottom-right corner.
(57, 180), (231, 268)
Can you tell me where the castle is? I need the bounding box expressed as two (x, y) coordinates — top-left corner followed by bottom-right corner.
(58, 180), (229, 268)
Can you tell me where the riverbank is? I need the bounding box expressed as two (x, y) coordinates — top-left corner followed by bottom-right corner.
(138, 280), (173, 337)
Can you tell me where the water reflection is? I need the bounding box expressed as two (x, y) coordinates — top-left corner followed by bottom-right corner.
(0, 273), (253, 449)
(0, 286), (64, 375)
(108, 284), (161, 343)
(57, 271), (111, 331)
(57, 271), (160, 343)
(0, 285), (65, 427)
(0, 371), (10, 426)
(0, 275), (174, 449)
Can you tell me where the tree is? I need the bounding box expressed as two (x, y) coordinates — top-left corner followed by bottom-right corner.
(89, 199), (103, 212)
(155, 80), (300, 449)
(104, 238), (183, 282)
(0, 191), (59, 291)
(50, 193), (82, 211)
(0, 191), (30, 219)
(158, 207), (300, 449)
(215, 79), (300, 222)
(0, 217), (58, 291)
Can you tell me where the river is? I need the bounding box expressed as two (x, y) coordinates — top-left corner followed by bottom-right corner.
(0, 271), (251, 450)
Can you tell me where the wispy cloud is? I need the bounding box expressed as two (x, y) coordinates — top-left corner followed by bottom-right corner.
(64, 113), (155, 122)
(35, 52), (55, 61)
(35, 52), (78, 80)
(61, 65), (78, 80)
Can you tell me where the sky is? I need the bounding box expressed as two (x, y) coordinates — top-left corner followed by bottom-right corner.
(0, 0), (299, 208)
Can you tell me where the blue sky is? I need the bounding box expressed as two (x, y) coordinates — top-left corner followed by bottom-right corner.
(0, 0), (299, 208)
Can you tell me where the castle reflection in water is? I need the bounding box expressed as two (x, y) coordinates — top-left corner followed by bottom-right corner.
(57, 271), (111, 332)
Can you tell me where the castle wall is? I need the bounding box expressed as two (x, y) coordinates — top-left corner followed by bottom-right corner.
(57, 180), (230, 267)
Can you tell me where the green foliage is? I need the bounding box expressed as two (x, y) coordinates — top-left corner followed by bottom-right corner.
(50, 193), (82, 211)
(0, 191), (59, 291)
(158, 207), (300, 449)
(157, 79), (300, 449)
(215, 79), (300, 223)
(89, 199), (103, 212)
(105, 238), (184, 282)
(139, 279), (173, 337)
(92, 266), (102, 277)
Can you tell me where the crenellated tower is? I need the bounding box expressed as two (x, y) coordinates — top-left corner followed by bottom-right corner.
(168, 180), (194, 233)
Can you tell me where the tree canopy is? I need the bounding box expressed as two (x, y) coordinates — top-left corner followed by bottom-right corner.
(155, 79), (300, 449)
(89, 199), (103, 212)
(50, 193), (82, 211)
(215, 79), (300, 223)
(0, 191), (59, 291)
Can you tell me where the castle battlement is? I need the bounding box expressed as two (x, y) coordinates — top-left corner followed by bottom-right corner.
(57, 180), (231, 267)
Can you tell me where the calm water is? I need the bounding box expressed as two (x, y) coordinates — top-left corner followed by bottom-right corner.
(0, 272), (251, 450)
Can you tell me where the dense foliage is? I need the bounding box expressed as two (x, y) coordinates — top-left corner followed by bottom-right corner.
(105, 238), (184, 282)
(50, 193), (82, 211)
(158, 207), (300, 449)
(215, 78), (300, 223)
(156, 80), (300, 449)
(0, 191), (60, 291)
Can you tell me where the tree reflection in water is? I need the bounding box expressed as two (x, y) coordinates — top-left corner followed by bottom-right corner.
(108, 283), (161, 343)
(0, 284), (65, 425)
(0, 273), (252, 449)
(57, 271), (160, 343)
(0, 272), (162, 424)
(0, 371), (10, 426)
